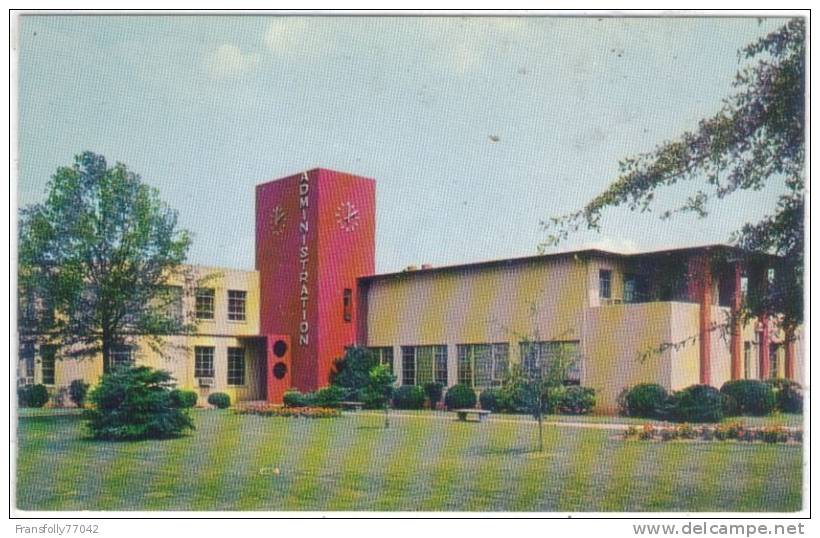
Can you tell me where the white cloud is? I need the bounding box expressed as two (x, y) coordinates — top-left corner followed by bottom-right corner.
(263, 18), (318, 56)
(206, 44), (261, 79)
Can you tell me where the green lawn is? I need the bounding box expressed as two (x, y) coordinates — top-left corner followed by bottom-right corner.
(15, 410), (802, 512)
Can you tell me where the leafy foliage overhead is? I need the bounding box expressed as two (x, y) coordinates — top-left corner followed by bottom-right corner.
(543, 19), (805, 328)
(18, 152), (194, 371)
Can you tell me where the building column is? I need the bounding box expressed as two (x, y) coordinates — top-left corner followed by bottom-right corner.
(688, 255), (712, 385)
(729, 262), (743, 380)
(784, 327), (796, 380)
(758, 315), (770, 379)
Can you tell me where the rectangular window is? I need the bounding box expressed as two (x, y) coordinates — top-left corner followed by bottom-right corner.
(227, 290), (246, 321)
(155, 285), (183, 324)
(343, 288), (353, 322)
(519, 341), (581, 384)
(599, 270), (612, 300)
(40, 345), (57, 385)
(401, 345), (447, 386)
(111, 345), (134, 368)
(195, 346), (215, 378)
(769, 343), (780, 379)
(195, 288), (215, 320)
(21, 342), (35, 379)
(369, 347), (394, 372)
(457, 343), (509, 389)
(743, 341), (752, 379)
(227, 347), (246, 386)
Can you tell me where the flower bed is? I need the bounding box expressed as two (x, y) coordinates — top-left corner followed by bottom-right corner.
(234, 403), (341, 418)
(623, 422), (801, 443)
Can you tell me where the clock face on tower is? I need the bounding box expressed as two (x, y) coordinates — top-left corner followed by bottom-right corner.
(335, 201), (360, 232)
(270, 205), (286, 235)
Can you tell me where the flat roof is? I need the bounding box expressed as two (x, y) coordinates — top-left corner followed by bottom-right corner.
(358, 244), (750, 283)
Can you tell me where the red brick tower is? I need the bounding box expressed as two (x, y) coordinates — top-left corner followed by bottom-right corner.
(256, 169), (375, 402)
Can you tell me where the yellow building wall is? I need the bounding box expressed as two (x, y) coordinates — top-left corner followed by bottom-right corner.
(19, 265), (265, 406)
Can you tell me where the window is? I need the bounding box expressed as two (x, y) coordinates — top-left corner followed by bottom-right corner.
(520, 341), (581, 384)
(195, 346), (215, 378)
(227, 290), (246, 321)
(599, 270), (612, 300)
(111, 345), (134, 368)
(40, 345), (57, 385)
(769, 343), (780, 379)
(157, 285), (183, 323)
(195, 288), (215, 320)
(623, 273), (649, 303)
(227, 347), (246, 385)
(743, 341), (752, 379)
(400, 345), (447, 386)
(343, 288), (353, 322)
(370, 347), (394, 372)
(457, 344), (509, 389)
(21, 342), (35, 379)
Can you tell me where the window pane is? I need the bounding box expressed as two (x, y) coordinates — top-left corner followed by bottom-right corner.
(227, 347), (245, 385)
(457, 346), (472, 386)
(196, 288), (215, 320)
(40, 345), (56, 385)
(416, 347), (434, 386)
(473, 345), (492, 389)
(599, 270), (612, 300)
(195, 346), (215, 378)
(111, 345), (134, 368)
(491, 343), (509, 386)
(401, 347), (415, 385)
(435, 346), (448, 386)
(227, 290), (246, 321)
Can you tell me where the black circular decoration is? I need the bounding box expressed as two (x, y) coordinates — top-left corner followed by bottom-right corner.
(273, 362), (288, 380)
(273, 339), (288, 358)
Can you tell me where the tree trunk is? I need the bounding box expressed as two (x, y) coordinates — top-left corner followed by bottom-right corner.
(538, 415), (544, 452)
(102, 334), (112, 374)
(384, 406), (389, 428)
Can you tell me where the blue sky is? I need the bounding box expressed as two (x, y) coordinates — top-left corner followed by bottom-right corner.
(17, 15), (790, 272)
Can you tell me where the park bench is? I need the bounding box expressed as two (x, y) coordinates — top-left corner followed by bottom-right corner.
(340, 401), (365, 411)
(454, 409), (491, 422)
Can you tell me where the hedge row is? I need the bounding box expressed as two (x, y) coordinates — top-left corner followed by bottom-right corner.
(619, 379), (803, 423)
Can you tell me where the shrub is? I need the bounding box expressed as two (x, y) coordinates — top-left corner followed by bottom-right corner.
(669, 384), (724, 423)
(84, 366), (194, 440)
(392, 385), (425, 409)
(479, 388), (505, 412)
(553, 386), (596, 415)
(766, 379), (803, 414)
(621, 383), (670, 419)
(52, 387), (69, 407)
(69, 380), (90, 408)
(283, 390), (311, 407)
(423, 382), (444, 407)
(499, 365), (530, 413)
(330, 346), (379, 401)
(169, 389), (198, 408)
(312, 385), (345, 408)
(720, 380), (776, 416)
(207, 392), (231, 409)
(18, 384), (49, 408)
(361, 364), (396, 410)
(444, 383), (477, 410)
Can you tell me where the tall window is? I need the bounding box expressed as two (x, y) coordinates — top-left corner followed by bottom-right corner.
(227, 290), (246, 321)
(400, 345), (447, 386)
(769, 343), (780, 379)
(111, 345), (134, 368)
(21, 342), (35, 380)
(370, 347), (394, 372)
(157, 285), (183, 323)
(743, 341), (752, 379)
(227, 347), (246, 385)
(457, 344), (509, 389)
(520, 341), (581, 384)
(599, 270), (612, 300)
(343, 288), (353, 322)
(40, 345), (57, 385)
(195, 288), (215, 320)
(195, 346), (215, 378)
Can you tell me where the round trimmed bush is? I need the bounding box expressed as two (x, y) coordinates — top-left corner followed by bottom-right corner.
(69, 380), (90, 408)
(392, 385), (425, 409)
(766, 379), (803, 414)
(479, 388), (504, 412)
(720, 380), (776, 416)
(207, 392), (231, 409)
(670, 384), (724, 423)
(554, 386), (596, 415)
(423, 382), (444, 407)
(621, 383), (669, 419)
(444, 383), (477, 410)
(169, 389), (198, 408)
(283, 390), (310, 407)
(18, 384), (50, 408)
(312, 385), (345, 408)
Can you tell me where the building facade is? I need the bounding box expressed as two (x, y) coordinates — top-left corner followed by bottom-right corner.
(17, 168), (803, 411)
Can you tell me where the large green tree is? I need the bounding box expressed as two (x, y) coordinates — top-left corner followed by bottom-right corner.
(543, 19), (805, 332)
(18, 152), (194, 372)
